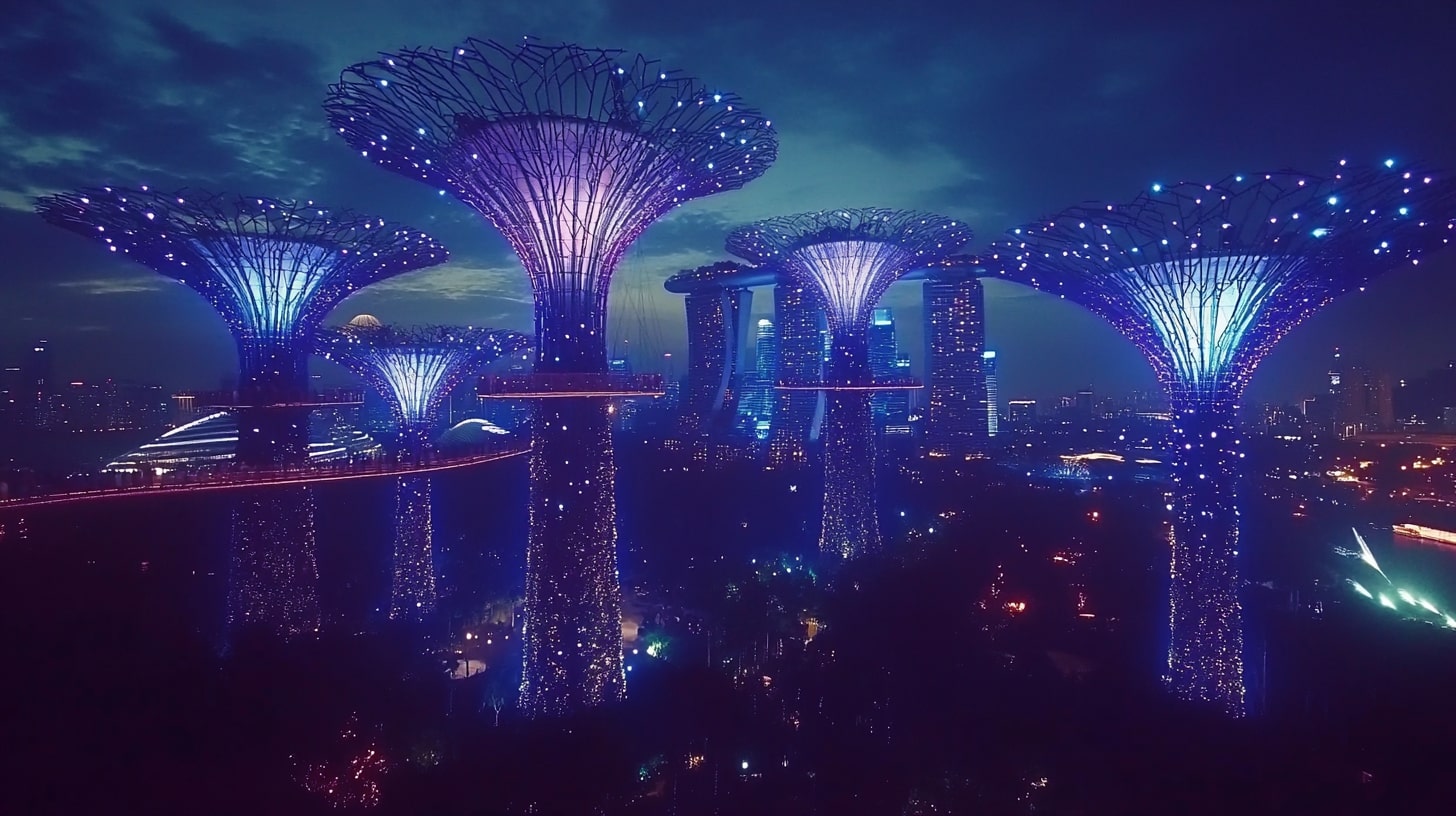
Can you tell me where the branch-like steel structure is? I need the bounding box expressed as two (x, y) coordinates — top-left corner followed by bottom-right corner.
(728, 209), (972, 560)
(982, 162), (1452, 417)
(326, 38), (777, 374)
(982, 159), (1456, 714)
(326, 38), (778, 717)
(727, 209), (972, 385)
(35, 188), (447, 466)
(316, 323), (529, 450)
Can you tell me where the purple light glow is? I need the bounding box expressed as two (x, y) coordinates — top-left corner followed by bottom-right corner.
(316, 324), (528, 450)
(326, 39), (778, 372)
(728, 209), (972, 559)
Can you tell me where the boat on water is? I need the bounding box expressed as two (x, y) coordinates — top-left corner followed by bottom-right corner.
(1392, 523), (1456, 547)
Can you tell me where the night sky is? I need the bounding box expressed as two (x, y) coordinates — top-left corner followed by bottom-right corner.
(2, 0), (1454, 405)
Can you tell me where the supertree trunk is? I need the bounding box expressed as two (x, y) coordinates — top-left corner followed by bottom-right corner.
(520, 399), (625, 716)
(1165, 396), (1246, 716)
(390, 474), (436, 621)
(227, 485), (321, 639)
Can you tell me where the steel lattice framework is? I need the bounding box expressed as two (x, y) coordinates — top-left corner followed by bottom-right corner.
(326, 38), (778, 373)
(727, 209), (973, 376)
(728, 209), (972, 560)
(35, 188), (448, 400)
(982, 159), (1456, 715)
(982, 161), (1455, 416)
(316, 324), (528, 449)
(326, 38), (777, 718)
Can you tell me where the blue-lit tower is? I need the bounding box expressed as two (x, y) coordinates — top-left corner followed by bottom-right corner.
(985, 160), (1455, 714)
(35, 188), (447, 468)
(982, 350), (1000, 437)
(327, 39), (777, 716)
(729, 209), (973, 559)
(315, 322), (529, 621)
(867, 308), (905, 427)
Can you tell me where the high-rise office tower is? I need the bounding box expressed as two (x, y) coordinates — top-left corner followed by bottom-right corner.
(768, 283), (826, 467)
(868, 308), (908, 426)
(924, 273), (987, 455)
(983, 350), (1000, 437)
(736, 318), (778, 429)
(667, 264), (755, 435)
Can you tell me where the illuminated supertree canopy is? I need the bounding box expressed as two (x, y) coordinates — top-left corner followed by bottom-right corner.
(316, 322), (529, 448)
(982, 161), (1456, 415)
(981, 160), (1455, 715)
(726, 208), (972, 383)
(728, 209), (971, 560)
(34, 188), (448, 399)
(326, 38), (778, 373)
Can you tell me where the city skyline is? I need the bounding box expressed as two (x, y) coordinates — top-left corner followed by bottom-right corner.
(5, 1), (1456, 407)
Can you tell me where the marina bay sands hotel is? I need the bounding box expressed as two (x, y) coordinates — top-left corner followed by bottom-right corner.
(664, 257), (988, 466)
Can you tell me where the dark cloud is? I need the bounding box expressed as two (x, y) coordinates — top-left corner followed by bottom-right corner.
(2, 0), (1455, 401)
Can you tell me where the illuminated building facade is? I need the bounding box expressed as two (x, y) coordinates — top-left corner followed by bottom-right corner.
(923, 268), (986, 455)
(868, 308), (909, 427)
(664, 263), (756, 435)
(328, 39), (776, 715)
(1005, 399), (1037, 432)
(228, 486), (321, 638)
(983, 351), (1000, 436)
(985, 160), (1456, 713)
(736, 318), (778, 435)
(103, 411), (381, 474)
(35, 189), (446, 468)
(768, 282), (825, 467)
(729, 209), (973, 559)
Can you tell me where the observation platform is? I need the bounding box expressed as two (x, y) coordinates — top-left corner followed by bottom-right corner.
(193, 389), (365, 409)
(775, 377), (923, 392)
(0, 445), (527, 512)
(478, 372), (664, 399)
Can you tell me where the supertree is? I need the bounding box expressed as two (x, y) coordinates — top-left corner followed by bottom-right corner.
(326, 38), (778, 716)
(728, 209), (973, 559)
(34, 188), (448, 467)
(983, 160), (1456, 714)
(315, 321), (529, 621)
(315, 322), (530, 453)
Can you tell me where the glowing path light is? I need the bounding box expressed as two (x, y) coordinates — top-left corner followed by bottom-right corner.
(316, 323), (528, 452)
(327, 39), (777, 717)
(983, 160), (1456, 716)
(728, 209), (972, 559)
(35, 189), (447, 467)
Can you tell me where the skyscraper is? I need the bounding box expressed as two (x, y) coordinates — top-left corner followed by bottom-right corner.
(768, 283), (825, 467)
(983, 350), (1000, 437)
(868, 308), (908, 426)
(736, 318), (778, 430)
(924, 274), (986, 455)
(667, 263), (758, 436)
